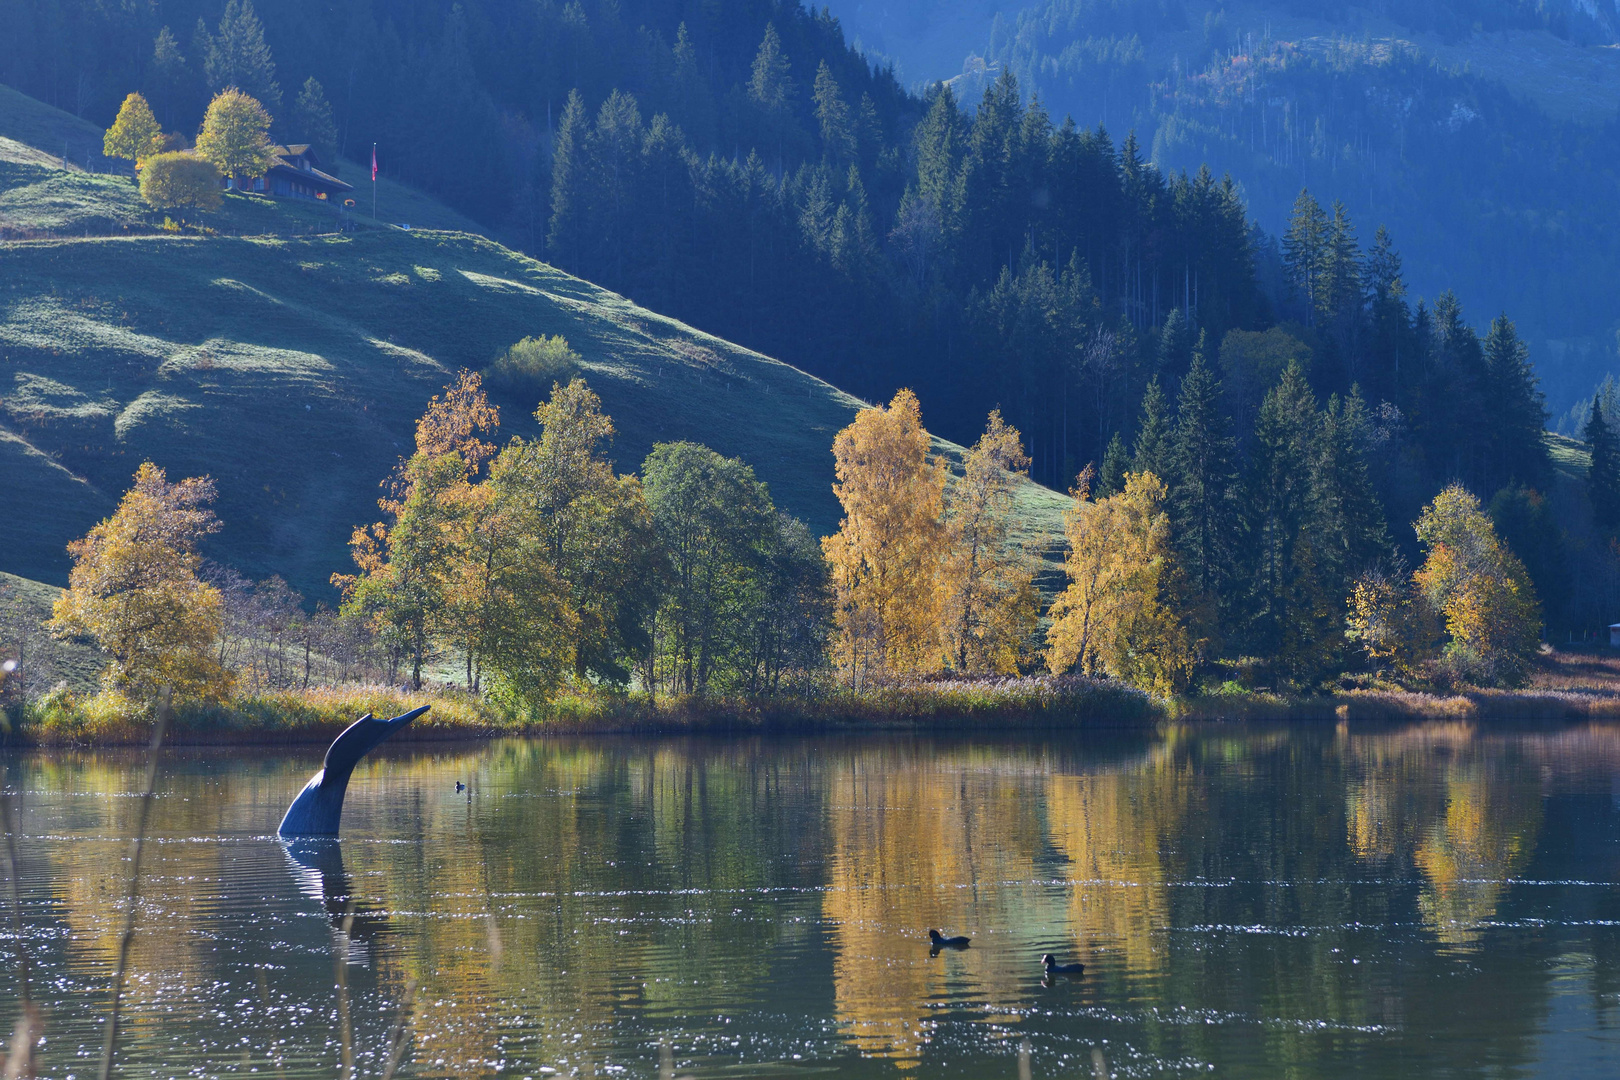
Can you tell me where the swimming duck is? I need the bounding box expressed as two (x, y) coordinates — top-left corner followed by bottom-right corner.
(1041, 953), (1084, 975)
(455, 781), (466, 793)
(928, 929), (971, 949)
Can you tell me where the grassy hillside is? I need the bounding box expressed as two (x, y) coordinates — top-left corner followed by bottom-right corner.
(0, 90), (1067, 600)
(0, 82), (487, 240)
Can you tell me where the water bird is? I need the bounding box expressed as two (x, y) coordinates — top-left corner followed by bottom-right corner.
(1041, 953), (1084, 975)
(928, 929), (971, 949)
(455, 781), (466, 792)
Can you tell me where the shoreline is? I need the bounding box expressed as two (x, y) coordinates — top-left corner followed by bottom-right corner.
(9, 683), (1620, 747)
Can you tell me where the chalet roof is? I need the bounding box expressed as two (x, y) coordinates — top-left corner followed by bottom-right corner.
(266, 144), (352, 193)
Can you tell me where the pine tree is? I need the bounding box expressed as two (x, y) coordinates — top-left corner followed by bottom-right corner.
(1157, 308), (1195, 386)
(1320, 200), (1362, 327)
(1170, 344), (1237, 617)
(1481, 313), (1549, 493)
(201, 0), (281, 112)
(1097, 431), (1129, 497)
(1282, 189), (1327, 324)
(1242, 361), (1337, 683)
(291, 77), (338, 165)
(147, 26), (190, 127)
(1131, 377), (1173, 481)
(1586, 398), (1620, 536)
(547, 90), (588, 269)
(812, 61), (855, 163)
(1315, 390), (1390, 585)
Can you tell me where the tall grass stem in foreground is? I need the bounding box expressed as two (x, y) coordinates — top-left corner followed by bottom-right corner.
(95, 688), (170, 1080)
(2, 784), (40, 1080)
(378, 978), (417, 1080)
(333, 906), (355, 1080)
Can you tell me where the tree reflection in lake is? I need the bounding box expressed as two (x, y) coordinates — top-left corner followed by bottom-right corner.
(1, 726), (1618, 1078)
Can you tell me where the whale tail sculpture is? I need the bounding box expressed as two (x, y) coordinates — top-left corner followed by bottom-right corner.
(277, 706), (429, 837)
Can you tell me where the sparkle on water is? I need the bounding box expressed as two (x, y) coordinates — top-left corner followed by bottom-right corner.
(2, 724), (1619, 1078)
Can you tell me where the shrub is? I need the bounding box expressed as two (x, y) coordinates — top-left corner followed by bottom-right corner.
(485, 335), (580, 394)
(140, 153), (223, 216)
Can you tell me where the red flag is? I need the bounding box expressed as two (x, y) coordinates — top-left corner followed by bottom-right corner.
(371, 144), (377, 182)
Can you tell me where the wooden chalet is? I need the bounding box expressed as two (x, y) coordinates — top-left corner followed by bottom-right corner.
(230, 144), (353, 201)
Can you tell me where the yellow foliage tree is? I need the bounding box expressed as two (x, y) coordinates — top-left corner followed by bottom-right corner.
(1046, 470), (1193, 696)
(335, 371), (501, 689)
(103, 92), (164, 167)
(1345, 562), (1439, 680)
(49, 462), (230, 701)
(139, 151), (223, 216)
(194, 87), (275, 188)
(1412, 484), (1541, 685)
(822, 389), (947, 683)
(939, 410), (1038, 673)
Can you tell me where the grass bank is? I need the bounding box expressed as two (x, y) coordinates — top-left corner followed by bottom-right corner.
(6, 675), (1162, 745)
(13, 649), (1620, 746)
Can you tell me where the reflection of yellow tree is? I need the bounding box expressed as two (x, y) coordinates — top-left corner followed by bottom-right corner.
(819, 750), (1058, 1066)
(1043, 747), (1197, 976)
(1413, 766), (1543, 947)
(1342, 725), (1545, 948)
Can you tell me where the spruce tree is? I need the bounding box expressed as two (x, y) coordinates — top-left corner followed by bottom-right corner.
(1170, 343), (1237, 612)
(291, 77), (338, 164)
(1097, 431), (1129, 497)
(1282, 189), (1327, 324)
(1482, 313), (1549, 493)
(547, 90), (588, 271)
(1586, 399), (1620, 536)
(202, 0), (281, 112)
(1131, 378), (1173, 482)
(1315, 389), (1390, 584)
(1242, 361), (1335, 683)
(1320, 200), (1362, 326)
(812, 61), (854, 163)
(1157, 308), (1196, 387)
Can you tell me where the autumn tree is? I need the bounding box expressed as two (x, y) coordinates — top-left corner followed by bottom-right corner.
(194, 88), (275, 189)
(822, 390), (947, 684)
(139, 152), (222, 216)
(939, 410), (1038, 673)
(103, 92), (164, 170)
(336, 371), (499, 689)
(1345, 560), (1439, 680)
(1046, 470), (1193, 696)
(1412, 485), (1541, 686)
(49, 463), (229, 701)
(489, 378), (661, 686)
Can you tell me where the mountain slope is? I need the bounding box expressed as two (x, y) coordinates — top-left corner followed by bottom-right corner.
(830, 0), (1620, 413)
(0, 146), (1067, 599)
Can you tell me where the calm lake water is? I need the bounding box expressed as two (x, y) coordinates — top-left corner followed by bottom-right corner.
(2, 725), (1619, 1078)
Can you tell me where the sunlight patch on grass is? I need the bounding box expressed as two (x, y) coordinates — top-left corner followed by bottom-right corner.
(115, 390), (201, 438)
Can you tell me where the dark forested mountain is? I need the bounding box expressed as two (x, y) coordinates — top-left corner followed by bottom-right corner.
(832, 0), (1620, 416)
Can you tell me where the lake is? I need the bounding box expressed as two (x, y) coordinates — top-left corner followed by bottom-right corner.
(2, 724), (1618, 1078)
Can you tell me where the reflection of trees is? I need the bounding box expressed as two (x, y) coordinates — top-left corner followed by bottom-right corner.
(1043, 744), (1197, 976)
(819, 746), (1063, 1066)
(1413, 768), (1543, 946)
(9, 727), (1620, 1079)
(1341, 725), (1545, 947)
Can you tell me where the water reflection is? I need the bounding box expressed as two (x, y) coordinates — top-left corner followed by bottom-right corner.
(0, 726), (1617, 1078)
